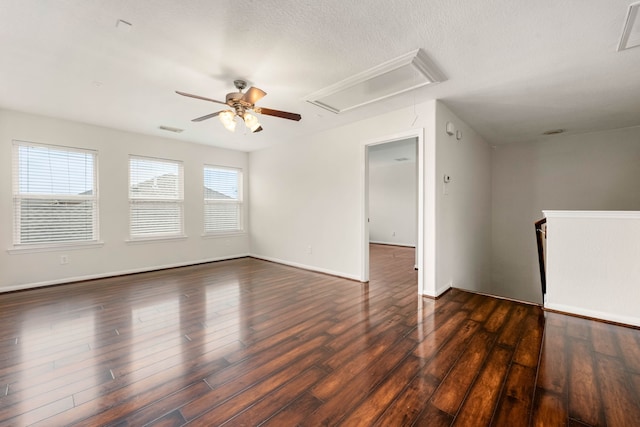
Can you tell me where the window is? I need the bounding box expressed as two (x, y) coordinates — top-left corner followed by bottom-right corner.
(129, 156), (184, 239)
(204, 166), (243, 233)
(12, 141), (98, 246)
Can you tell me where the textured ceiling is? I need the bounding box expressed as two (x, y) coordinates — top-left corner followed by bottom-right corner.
(369, 138), (417, 167)
(1, 0), (640, 151)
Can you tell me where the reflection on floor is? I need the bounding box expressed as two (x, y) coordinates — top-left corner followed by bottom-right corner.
(0, 244), (638, 425)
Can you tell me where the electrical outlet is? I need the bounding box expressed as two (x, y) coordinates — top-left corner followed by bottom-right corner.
(60, 255), (68, 265)
(306, 245), (312, 254)
(392, 231), (396, 237)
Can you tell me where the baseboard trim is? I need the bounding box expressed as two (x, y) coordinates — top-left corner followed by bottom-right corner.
(369, 241), (416, 248)
(544, 302), (640, 329)
(421, 285), (451, 300)
(453, 287), (542, 307)
(1, 254), (250, 293)
(249, 254), (362, 282)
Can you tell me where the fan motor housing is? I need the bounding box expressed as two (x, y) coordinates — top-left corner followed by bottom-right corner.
(226, 93), (253, 118)
(226, 92), (244, 104)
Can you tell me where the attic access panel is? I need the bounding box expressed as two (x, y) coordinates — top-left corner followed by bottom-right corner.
(618, 1), (640, 51)
(305, 49), (446, 114)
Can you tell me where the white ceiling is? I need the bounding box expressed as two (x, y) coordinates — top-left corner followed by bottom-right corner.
(2, 0), (640, 152)
(369, 138), (417, 167)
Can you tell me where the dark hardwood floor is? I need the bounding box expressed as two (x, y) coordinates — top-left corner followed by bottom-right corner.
(1, 244), (640, 426)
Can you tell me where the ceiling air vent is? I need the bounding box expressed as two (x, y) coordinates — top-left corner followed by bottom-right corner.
(159, 125), (184, 133)
(305, 49), (446, 114)
(542, 129), (565, 136)
(618, 1), (640, 51)
(115, 19), (132, 33)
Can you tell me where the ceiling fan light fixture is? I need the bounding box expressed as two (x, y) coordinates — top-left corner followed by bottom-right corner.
(175, 81), (301, 135)
(243, 113), (262, 133)
(219, 110), (237, 132)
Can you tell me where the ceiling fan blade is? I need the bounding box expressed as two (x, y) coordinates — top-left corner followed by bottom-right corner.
(175, 91), (227, 105)
(192, 111), (222, 122)
(255, 107), (301, 121)
(242, 87), (267, 105)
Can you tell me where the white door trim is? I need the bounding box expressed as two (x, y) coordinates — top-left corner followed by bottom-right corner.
(361, 128), (429, 295)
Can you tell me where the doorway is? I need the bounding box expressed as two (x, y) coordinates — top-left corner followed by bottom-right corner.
(361, 129), (425, 294)
(368, 137), (418, 260)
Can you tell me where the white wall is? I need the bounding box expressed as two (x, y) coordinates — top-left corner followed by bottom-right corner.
(434, 102), (493, 296)
(249, 100), (492, 297)
(0, 109), (249, 291)
(369, 160), (416, 247)
(1, 100), (494, 297)
(491, 126), (640, 303)
(249, 104), (432, 281)
(544, 211), (640, 327)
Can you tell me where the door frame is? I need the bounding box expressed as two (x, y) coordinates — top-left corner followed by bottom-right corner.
(361, 128), (427, 294)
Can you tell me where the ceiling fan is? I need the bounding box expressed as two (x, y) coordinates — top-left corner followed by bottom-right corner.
(176, 80), (301, 133)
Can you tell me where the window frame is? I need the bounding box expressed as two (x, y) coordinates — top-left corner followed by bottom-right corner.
(203, 165), (244, 236)
(128, 155), (185, 241)
(11, 140), (99, 249)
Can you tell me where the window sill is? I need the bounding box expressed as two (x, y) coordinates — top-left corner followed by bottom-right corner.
(8, 241), (105, 254)
(126, 235), (188, 245)
(201, 231), (247, 239)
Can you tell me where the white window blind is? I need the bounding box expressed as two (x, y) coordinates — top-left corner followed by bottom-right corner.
(12, 141), (98, 245)
(129, 156), (184, 239)
(204, 166), (243, 233)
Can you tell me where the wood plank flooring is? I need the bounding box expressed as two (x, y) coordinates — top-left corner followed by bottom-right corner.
(1, 244), (639, 426)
